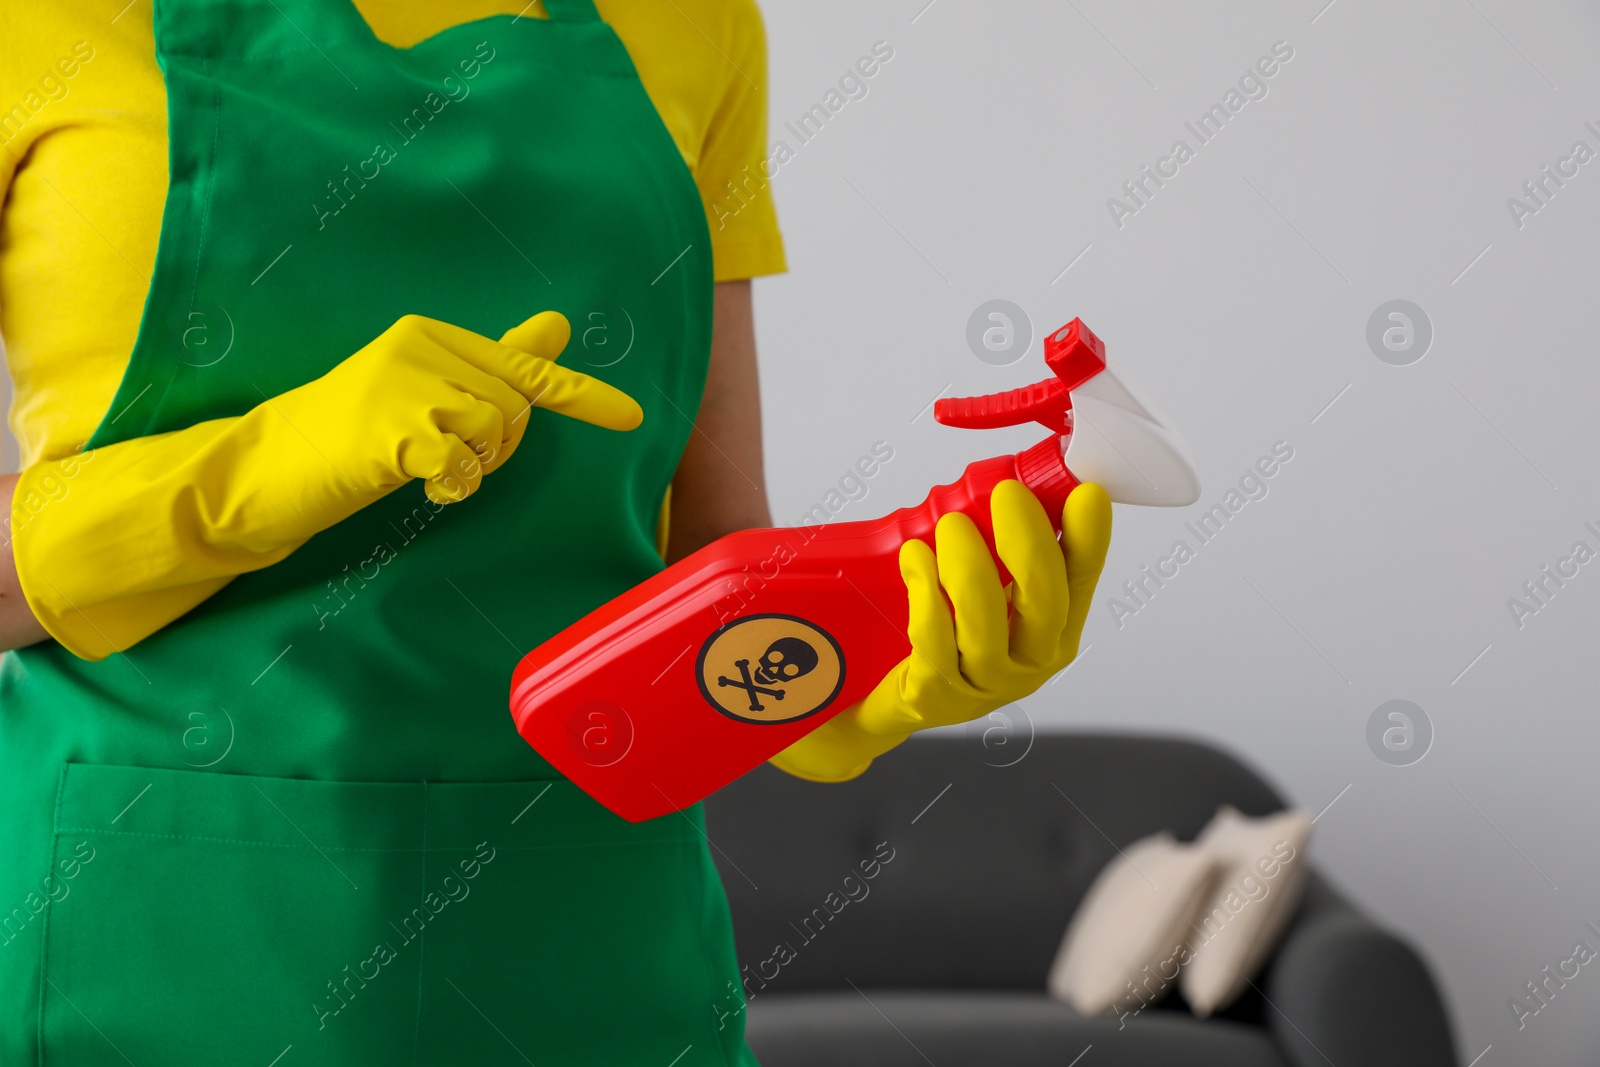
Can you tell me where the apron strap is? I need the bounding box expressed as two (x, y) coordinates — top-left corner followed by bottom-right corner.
(541, 0), (600, 23)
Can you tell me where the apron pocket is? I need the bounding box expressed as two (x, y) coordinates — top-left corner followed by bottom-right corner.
(43, 764), (429, 1066)
(42, 766), (747, 1067)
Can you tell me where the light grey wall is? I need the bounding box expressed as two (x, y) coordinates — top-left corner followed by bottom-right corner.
(754, 1), (1600, 1062)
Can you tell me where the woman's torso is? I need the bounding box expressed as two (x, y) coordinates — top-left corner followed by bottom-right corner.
(0, 9), (778, 1061)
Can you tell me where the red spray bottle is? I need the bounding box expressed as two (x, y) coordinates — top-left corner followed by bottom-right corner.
(511, 320), (1200, 822)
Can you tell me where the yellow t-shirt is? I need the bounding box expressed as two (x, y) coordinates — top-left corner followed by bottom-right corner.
(0, 0), (784, 470)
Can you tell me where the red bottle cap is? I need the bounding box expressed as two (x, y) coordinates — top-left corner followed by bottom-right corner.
(1014, 434), (1080, 520)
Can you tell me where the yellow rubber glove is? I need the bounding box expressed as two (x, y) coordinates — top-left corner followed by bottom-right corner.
(12, 312), (641, 661)
(770, 480), (1112, 782)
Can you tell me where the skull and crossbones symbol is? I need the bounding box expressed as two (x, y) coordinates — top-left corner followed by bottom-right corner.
(717, 637), (819, 712)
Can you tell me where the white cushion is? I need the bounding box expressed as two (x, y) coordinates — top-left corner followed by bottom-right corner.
(1047, 832), (1217, 1016)
(1181, 805), (1313, 1016)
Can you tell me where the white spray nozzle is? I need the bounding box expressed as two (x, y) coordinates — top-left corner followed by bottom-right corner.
(1063, 365), (1200, 507)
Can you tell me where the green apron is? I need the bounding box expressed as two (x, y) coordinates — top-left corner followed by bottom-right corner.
(0, 0), (757, 1063)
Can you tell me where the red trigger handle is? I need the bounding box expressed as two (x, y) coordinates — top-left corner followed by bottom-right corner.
(934, 318), (1107, 434)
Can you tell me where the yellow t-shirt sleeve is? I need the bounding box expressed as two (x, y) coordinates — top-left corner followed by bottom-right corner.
(691, 0), (786, 282)
(607, 0), (786, 283)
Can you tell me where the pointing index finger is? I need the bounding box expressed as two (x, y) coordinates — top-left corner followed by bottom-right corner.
(418, 314), (644, 431)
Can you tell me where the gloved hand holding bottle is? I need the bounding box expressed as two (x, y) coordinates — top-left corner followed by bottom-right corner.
(769, 480), (1112, 782)
(10, 311), (642, 661)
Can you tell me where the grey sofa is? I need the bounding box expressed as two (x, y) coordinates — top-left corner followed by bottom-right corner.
(703, 732), (1457, 1067)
